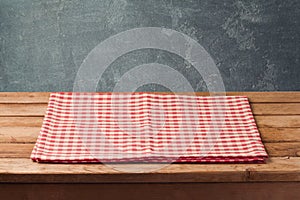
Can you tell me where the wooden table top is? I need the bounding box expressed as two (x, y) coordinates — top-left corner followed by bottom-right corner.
(0, 92), (299, 183)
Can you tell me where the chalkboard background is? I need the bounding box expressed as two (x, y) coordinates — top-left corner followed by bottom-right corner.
(0, 0), (299, 92)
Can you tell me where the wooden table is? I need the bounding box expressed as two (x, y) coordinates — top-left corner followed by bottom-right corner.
(0, 92), (299, 200)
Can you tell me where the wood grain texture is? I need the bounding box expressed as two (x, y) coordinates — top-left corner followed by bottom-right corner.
(0, 183), (299, 200)
(1, 92), (300, 103)
(0, 157), (299, 183)
(0, 116), (299, 128)
(1, 103), (299, 116)
(0, 142), (299, 158)
(0, 144), (34, 158)
(0, 103), (47, 116)
(265, 143), (300, 157)
(255, 116), (300, 128)
(0, 117), (44, 127)
(225, 92), (300, 103)
(0, 92), (50, 103)
(0, 127), (40, 143)
(1, 127), (299, 143)
(0, 92), (299, 185)
(251, 103), (300, 115)
(259, 128), (300, 142)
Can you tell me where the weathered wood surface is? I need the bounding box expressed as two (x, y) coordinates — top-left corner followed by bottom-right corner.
(0, 142), (299, 158)
(1, 103), (299, 116)
(1, 127), (299, 143)
(0, 92), (299, 184)
(1, 116), (299, 127)
(0, 157), (299, 183)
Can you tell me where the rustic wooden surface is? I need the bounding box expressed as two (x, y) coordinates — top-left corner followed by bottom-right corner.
(0, 157), (299, 183)
(0, 92), (299, 183)
(0, 92), (299, 199)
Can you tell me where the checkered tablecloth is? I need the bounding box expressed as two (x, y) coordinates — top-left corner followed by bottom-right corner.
(31, 92), (268, 163)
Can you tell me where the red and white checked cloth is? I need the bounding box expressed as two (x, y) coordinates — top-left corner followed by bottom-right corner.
(31, 92), (268, 163)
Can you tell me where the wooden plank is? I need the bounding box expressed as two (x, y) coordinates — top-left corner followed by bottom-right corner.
(0, 117), (44, 127)
(0, 92), (50, 103)
(259, 128), (300, 142)
(0, 157), (299, 183)
(0, 127), (299, 144)
(0, 127), (299, 143)
(1, 103), (299, 116)
(251, 103), (300, 115)
(0, 142), (299, 158)
(265, 143), (300, 157)
(0, 116), (299, 128)
(1, 92), (300, 103)
(225, 92), (300, 103)
(255, 116), (300, 128)
(0, 127), (40, 143)
(0, 144), (34, 158)
(0, 183), (299, 200)
(0, 103), (47, 116)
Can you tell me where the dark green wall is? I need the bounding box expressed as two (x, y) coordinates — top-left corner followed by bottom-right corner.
(0, 0), (299, 91)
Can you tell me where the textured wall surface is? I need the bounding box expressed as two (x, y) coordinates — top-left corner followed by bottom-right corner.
(0, 0), (299, 92)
